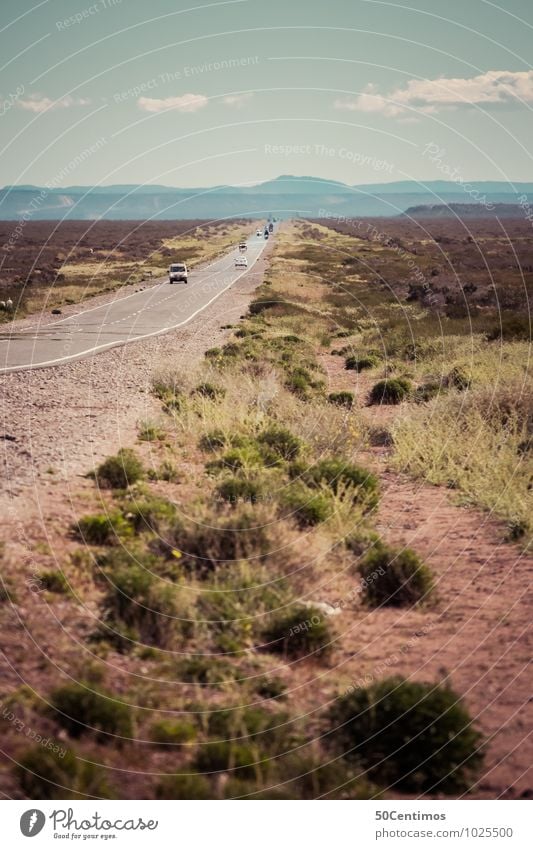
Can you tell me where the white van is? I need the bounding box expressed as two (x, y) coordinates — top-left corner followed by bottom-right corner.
(168, 262), (188, 284)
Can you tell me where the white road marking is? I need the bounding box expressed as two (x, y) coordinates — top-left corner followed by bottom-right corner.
(0, 238), (266, 373)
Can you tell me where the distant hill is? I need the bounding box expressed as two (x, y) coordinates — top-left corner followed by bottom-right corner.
(404, 203), (527, 219)
(1, 176), (531, 220)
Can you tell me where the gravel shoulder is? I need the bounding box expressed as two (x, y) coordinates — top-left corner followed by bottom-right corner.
(1, 241), (273, 512)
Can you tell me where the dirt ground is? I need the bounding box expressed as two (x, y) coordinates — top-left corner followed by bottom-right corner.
(0, 233), (531, 799)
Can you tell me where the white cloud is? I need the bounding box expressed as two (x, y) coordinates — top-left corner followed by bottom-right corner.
(137, 93), (208, 113)
(334, 70), (533, 118)
(222, 93), (252, 108)
(18, 94), (91, 113)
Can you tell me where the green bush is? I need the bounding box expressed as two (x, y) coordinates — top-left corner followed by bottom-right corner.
(255, 677), (287, 700)
(95, 449), (144, 489)
(446, 366), (471, 391)
(345, 354), (379, 371)
(75, 511), (132, 545)
(414, 381), (444, 403)
(177, 657), (236, 686)
(100, 560), (177, 647)
(195, 740), (261, 778)
(257, 425), (303, 460)
(37, 570), (70, 594)
(194, 382), (226, 400)
(297, 458), (379, 510)
(487, 313), (531, 341)
(358, 544), (433, 607)
(285, 367), (324, 397)
(138, 420), (165, 441)
(174, 512), (271, 576)
(263, 604), (334, 659)
(328, 391), (354, 408)
(48, 682), (133, 742)
(149, 719), (197, 746)
(199, 429), (231, 451)
(156, 772), (212, 799)
(369, 378), (412, 405)
(327, 677), (483, 793)
(16, 745), (114, 799)
(123, 496), (176, 534)
(281, 484), (333, 527)
(216, 476), (264, 505)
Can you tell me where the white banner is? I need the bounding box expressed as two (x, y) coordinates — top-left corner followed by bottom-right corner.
(3, 799), (532, 848)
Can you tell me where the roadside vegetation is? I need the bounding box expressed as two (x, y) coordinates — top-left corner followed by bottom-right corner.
(10, 216), (528, 799)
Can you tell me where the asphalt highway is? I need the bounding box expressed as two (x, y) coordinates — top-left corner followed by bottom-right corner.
(0, 233), (266, 373)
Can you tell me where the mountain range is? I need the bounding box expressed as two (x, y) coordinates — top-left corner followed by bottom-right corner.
(1, 175), (531, 220)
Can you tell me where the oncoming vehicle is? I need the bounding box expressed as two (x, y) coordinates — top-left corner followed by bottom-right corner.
(264, 230), (269, 239)
(239, 242), (247, 252)
(168, 262), (188, 284)
(235, 256), (248, 269)
(256, 229), (262, 237)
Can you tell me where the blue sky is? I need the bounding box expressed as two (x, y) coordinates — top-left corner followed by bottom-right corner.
(1, 0), (532, 188)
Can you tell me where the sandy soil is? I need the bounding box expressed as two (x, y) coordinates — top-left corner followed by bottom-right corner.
(0, 239), (531, 799)
(315, 347), (533, 798)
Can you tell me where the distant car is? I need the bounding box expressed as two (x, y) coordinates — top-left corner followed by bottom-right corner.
(264, 231), (269, 239)
(235, 256), (248, 268)
(256, 229), (262, 236)
(168, 262), (188, 283)
(239, 242), (247, 252)
(268, 222), (273, 233)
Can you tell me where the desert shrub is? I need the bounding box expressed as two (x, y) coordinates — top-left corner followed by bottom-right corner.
(249, 295), (276, 315)
(285, 367), (312, 395)
(75, 511), (132, 545)
(194, 381), (226, 400)
(216, 476), (264, 505)
(328, 391), (354, 408)
(345, 353), (379, 371)
(257, 425), (303, 460)
(487, 313), (531, 342)
(123, 496), (176, 533)
(174, 511), (271, 576)
(369, 378), (412, 405)
(194, 740), (261, 777)
(16, 745), (114, 799)
(156, 772), (212, 799)
(199, 429), (231, 451)
(414, 381), (444, 403)
(327, 677), (483, 793)
(37, 570), (69, 594)
(94, 449), (144, 489)
(206, 443), (266, 473)
(446, 365), (471, 391)
(263, 604), (334, 659)
(205, 346), (221, 358)
(138, 420), (165, 441)
(177, 657), (236, 686)
(148, 459), (181, 482)
(48, 682), (133, 742)
(100, 560), (177, 647)
(358, 544), (434, 607)
(297, 458), (379, 510)
(149, 719), (197, 746)
(255, 677), (287, 700)
(281, 484), (333, 527)
(280, 753), (374, 799)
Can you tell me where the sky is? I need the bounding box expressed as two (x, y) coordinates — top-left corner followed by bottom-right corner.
(1, 0), (532, 188)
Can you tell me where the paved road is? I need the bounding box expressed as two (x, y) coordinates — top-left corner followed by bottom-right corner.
(0, 233), (266, 373)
